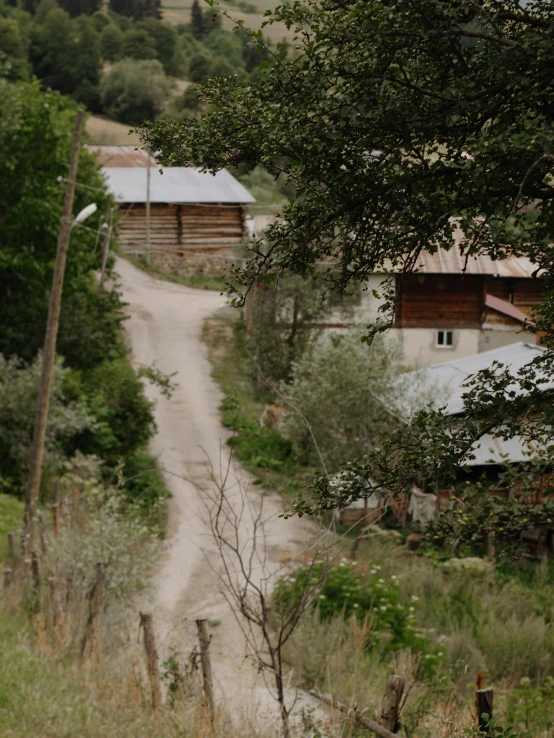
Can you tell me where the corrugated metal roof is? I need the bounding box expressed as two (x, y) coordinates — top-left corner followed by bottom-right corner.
(410, 244), (538, 278)
(396, 342), (551, 465)
(87, 145), (155, 167)
(103, 167), (255, 205)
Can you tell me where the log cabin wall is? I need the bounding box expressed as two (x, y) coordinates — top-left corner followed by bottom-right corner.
(115, 202), (247, 255)
(394, 274), (483, 327)
(485, 277), (544, 317)
(395, 274), (544, 328)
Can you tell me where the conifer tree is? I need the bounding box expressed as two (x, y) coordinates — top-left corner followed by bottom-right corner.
(190, 0), (205, 40)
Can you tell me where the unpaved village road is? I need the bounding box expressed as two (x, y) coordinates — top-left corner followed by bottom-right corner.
(116, 257), (317, 729)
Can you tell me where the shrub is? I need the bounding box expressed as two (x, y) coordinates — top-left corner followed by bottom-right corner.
(82, 358), (156, 466)
(226, 415), (293, 471)
(285, 331), (405, 469)
(0, 354), (93, 491)
(99, 58), (170, 124)
(275, 560), (423, 653)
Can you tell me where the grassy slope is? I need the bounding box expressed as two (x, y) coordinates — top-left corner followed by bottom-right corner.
(0, 610), (158, 738)
(0, 494), (23, 562)
(85, 116), (141, 146)
(202, 309), (316, 501)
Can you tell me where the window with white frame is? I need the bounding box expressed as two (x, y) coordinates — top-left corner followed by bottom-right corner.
(436, 330), (453, 348)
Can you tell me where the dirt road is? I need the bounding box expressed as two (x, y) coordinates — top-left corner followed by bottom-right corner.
(116, 258), (316, 729)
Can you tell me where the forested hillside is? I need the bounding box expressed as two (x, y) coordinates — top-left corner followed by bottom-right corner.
(0, 0), (272, 124)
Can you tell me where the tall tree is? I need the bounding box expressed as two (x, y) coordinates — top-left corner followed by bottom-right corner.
(190, 0), (205, 40)
(142, 0), (554, 554)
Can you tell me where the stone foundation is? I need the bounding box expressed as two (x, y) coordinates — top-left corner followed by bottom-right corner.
(149, 249), (244, 279)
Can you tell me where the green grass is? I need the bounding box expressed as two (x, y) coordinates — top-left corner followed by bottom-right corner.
(0, 493), (23, 562)
(0, 609), (157, 738)
(202, 311), (316, 500)
(123, 253), (225, 292)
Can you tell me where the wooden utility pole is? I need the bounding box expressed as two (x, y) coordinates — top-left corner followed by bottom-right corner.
(145, 150), (151, 263)
(196, 619), (215, 722)
(140, 612), (161, 712)
(100, 199), (112, 283)
(25, 109), (84, 544)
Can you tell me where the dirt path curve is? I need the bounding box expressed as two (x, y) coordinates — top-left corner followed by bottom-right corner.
(116, 257), (317, 731)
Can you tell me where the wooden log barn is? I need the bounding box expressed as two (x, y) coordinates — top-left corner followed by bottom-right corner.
(88, 146), (255, 274)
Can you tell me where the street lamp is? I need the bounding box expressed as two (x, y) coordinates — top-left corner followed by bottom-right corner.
(73, 202), (97, 226)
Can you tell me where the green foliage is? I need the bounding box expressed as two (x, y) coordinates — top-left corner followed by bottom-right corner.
(100, 22), (124, 62)
(204, 29), (244, 69)
(506, 677), (554, 738)
(0, 79), (116, 367)
(139, 17), (177, 73)
(275, 560), (425, 655)
(119, 449), (168, 519)
(99, 58), (170, 124)
(246, 274), (352, 385)
(0, 17), (29, 80)
(187, 52), (212, 83)
(237, 165), (289, 214)
(226, 412), (293, 472)
(121, 27), (157, 59)
(0, 354), (94, 491)
(0, 494), (24, 561)
(286, 332), (405, 470)
(29, 10), (101, 107)
(82, 358), (156, 467)
(190, 0), (204, 40)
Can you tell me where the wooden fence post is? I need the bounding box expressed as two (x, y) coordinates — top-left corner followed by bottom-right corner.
(80, 563), (105, 660)
(379, 675), (406, 734)
(196, 618), (215, 722)
(139, 612), (161, 712)
(48, 577), (64, 630)
(7, 532), (15, 558)
(3, 567), (12, 590)
(38, 512), (47, 555)
(52, 502), (61, 538)
(477, 688), (494, 735)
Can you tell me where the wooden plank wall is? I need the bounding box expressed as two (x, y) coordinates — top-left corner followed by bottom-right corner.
(485, 277), (544, 317)
(115, 203), (246, 254)
(395, 275), (544, 327)
(395, 274), (483, 327)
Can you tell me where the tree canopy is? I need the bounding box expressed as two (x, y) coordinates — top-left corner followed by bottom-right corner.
(142, 0), (554, 555)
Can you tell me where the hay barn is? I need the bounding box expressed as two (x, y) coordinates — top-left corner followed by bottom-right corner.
(88, 145), (254, 272)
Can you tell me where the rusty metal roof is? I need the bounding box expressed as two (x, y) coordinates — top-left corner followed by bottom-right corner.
(86, 145), (155, 167)
(411, 244), (539, 278)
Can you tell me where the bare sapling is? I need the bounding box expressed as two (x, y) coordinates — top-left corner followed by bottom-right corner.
(199, 455), (335, 738)
(139, 611), (162, 713)
(196, 619), (215, 722)
(80, 562), (105, 660)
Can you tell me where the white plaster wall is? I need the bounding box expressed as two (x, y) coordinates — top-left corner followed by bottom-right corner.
(478, 328), (535, 352)
(390, 328), (481, 368)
